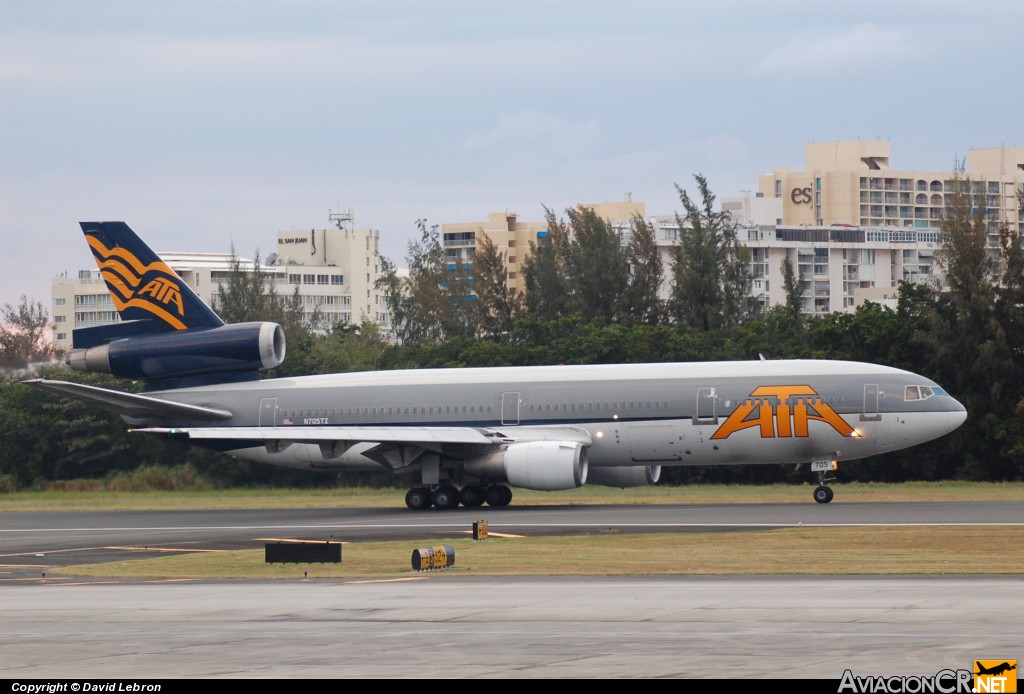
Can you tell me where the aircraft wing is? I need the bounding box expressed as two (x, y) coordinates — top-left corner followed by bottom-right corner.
(22, 379), (233, 421)
(139, 425), (497, 445)
(135, 424), (592, 446)
(135, 423), (592, 469)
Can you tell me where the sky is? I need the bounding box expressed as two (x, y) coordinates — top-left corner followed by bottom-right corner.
(2, 0), (1022, 309)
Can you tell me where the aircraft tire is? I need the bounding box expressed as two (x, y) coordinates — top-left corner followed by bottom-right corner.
(459, 485), (486, 508)
(433, 485), (460, 510)
(813, 486), (834, 504)
(484, 484), (513, 507)
(406, 487), (433, 510)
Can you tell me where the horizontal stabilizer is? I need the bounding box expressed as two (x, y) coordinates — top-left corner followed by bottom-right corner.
(22, 379), (233, 421)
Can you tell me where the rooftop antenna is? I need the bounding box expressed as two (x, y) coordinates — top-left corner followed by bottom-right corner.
(329, 208), (354, 230)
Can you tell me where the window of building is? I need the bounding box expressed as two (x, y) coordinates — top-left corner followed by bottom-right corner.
(303, 274), (315, 284)
(54, 298), (66, 306)
(317, 274), (328, 285)
(331, 274), (343, 285)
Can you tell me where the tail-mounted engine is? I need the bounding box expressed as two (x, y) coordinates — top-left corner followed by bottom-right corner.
(68, 321), (286, 389)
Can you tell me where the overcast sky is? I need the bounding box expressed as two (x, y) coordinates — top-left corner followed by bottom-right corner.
(2, 0), (1022, 308)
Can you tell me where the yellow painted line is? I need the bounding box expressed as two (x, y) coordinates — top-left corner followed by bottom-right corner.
(0, 564), (49, 569)
(459, 530), (523, 538)
(341, 576), (429, 585)
(44, 580), (134, 586)
(256, 537), (348, 544)
(104, 545), (226, 553)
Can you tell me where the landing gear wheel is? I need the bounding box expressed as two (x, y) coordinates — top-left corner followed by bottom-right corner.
(813, 485), (834, 504)
(406, 487), (432, 510)
(484, 484), (513, 507)
(433, 485), (460, 510)
(459, 485), (486, 508)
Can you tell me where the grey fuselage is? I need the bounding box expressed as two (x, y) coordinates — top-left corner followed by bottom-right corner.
(137, 359), (967, 474)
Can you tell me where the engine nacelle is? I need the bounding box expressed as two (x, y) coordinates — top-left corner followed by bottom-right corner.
(463, 441), (588, 491)
(68, 322), (286, 384)
(586, 465), (662, 488)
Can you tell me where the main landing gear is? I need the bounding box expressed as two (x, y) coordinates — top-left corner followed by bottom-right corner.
(405, 484), (513, 510)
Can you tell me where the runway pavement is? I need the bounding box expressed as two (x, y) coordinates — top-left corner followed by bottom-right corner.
(1, 501), (1022, 679)
(2, 576), (1021, 678)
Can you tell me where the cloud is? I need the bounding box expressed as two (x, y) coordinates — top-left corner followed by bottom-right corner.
(753, 24), (919, 75)
(459, 111), (604, 174)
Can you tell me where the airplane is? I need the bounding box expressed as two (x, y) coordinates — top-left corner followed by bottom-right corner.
(25, 221), (968, 509)
(975, 662), (1016, 677)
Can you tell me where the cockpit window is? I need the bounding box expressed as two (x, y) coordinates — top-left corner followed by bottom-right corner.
(905, 385), (935, 401)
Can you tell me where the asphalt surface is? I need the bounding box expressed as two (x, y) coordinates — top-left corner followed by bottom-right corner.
(1, 501), (1022, 679)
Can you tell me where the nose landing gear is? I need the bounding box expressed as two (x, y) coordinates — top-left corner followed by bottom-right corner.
(810, 459), (838, 504)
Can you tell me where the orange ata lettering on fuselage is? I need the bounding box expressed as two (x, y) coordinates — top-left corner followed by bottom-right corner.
(711, 385), (856, 440)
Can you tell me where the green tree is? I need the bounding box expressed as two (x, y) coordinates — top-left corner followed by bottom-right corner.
(522, 208), (571, 321)
(563, 205), (630, 324)
(921, 173), (1017, 479)
(378, 219), (475, 345)
(623, 213), (664, 325)
(472, 233), (521, 338)
(0, 295), (57, 369)
(668, 174), (755, 331)
(780, 255), (803, 321)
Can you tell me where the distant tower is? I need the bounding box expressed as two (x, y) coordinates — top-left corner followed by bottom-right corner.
(329, 208), (354, 230)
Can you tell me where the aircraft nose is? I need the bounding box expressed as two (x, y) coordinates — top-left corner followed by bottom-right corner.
(949, 399), (967, 430)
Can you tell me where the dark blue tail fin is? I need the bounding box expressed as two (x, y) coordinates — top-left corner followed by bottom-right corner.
(80, 221), (224, 333)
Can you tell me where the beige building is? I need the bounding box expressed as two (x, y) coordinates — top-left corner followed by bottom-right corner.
(271, 226), (385, 329)
(441, 199), (646, 294)
(758, 140), (1024, 238)
(52, 221), (386, 352)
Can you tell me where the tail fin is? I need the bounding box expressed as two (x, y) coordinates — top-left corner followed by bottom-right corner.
(68, 222), (285, 389)
(81, 221), (223, 332)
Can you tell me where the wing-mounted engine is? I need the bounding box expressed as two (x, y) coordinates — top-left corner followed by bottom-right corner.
(587, 465), (661, 488)
(67, 321), (286, 389)
(463, 440), (588, 491)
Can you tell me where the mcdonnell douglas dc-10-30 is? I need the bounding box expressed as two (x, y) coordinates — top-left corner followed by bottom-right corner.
(26, 222), (967, 509)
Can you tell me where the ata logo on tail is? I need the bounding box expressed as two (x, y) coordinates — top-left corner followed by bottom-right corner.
(711, 385), (856, 440)
(86, 235), (188, 330)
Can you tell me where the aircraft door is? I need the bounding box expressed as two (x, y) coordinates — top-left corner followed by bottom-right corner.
(501, 391), (520, 425)
(695, 387), (717, 424)
(260, 398), (278, 427)
(862, 384), (880, 421)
